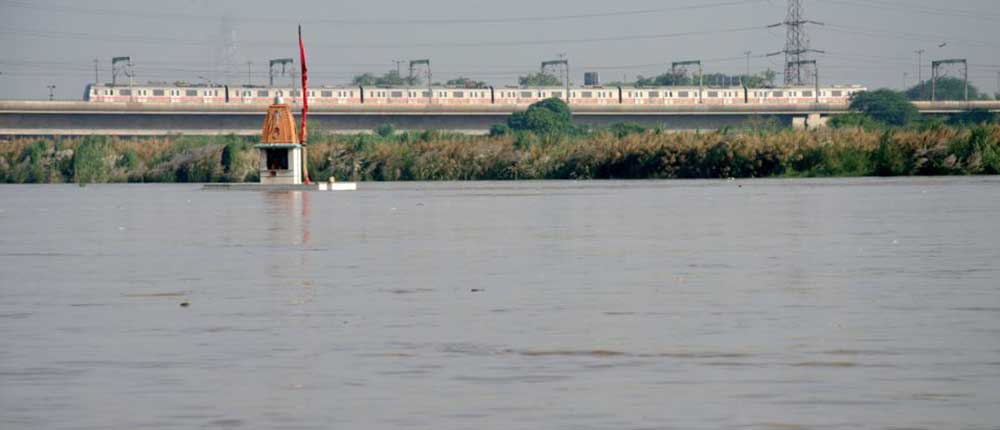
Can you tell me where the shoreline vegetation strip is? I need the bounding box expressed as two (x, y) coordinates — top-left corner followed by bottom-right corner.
(2, 124), (999, 183)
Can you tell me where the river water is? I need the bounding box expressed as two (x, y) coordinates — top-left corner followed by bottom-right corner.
(1, 178), (999, 429)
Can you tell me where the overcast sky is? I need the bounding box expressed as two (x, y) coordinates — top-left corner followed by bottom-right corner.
(1, 0), (998, 100)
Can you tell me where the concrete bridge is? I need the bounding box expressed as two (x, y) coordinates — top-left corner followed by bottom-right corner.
(1, 100), (997, 137)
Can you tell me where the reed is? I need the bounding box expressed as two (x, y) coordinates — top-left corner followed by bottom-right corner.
(2, 125), (998, 183)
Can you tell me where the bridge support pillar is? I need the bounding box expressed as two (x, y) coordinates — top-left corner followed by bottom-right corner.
(807, 113), (828, 129)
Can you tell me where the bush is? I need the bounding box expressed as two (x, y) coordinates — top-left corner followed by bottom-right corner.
(507, 97), (574, 135)
(489, 124), (511, 137)
(375, 123), (396, 138)
(608, 122), (646, 138)
(73, 136), (113, 183)
(849, 89), (919, 126)
(871, 131), (911, 176)
(220, 140), (247, 173)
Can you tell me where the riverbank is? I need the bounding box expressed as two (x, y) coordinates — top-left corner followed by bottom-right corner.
(1, 125), (998, 183)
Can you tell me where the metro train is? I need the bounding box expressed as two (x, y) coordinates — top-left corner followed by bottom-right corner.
(84, 83), (866, 106)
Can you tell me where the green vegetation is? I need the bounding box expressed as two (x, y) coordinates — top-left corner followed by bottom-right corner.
(352, 70), (418, 87)
(831, 88), (997, 130)
(4, 97), (998, 183)
(505, 98), (576, 135)
(905, 77), (986, 101)
(518, 72), (563, 87)
(628, 69), (778, 88)
(4, 124), (999, 183)
(445, 77), (488, 88)
(846, 89), (919, 127)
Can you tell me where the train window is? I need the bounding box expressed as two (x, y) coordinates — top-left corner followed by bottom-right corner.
(627, 92), (632, 97)
(520, 91), (533, 98)
(120, 89), (132, 96)
(153, 89), (164, 96)
(321, 90), (333, 97)
(678, 91), (689, 98)
(582, 91), (593, 98)
(453, 91), (464, 98)
(183, 90), (196, 97)
(290, 90), (301, 97)
(832, 91), (843, 97)
(551, 91), (562, 98)
(254, 90), (266, 97)
(423, 91), (432, 97)
(708, 91), (718, 97)
(773, 91), (784, 97)
(391, 91), (403, 98)
(649, 91), (660, 97)
(803, 91), (813, 97)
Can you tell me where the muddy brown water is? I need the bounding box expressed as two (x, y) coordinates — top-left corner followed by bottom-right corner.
(1, 178), (999, 429)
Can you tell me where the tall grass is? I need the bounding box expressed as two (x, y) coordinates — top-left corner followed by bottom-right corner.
(2, 124), (998, 183)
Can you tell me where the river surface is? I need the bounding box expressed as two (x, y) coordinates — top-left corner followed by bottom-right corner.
(1, 178), (999, 430)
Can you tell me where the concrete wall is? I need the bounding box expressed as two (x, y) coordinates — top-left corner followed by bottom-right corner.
(0, 111), (795, 136)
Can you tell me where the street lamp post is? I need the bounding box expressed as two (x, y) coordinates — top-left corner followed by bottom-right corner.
(47, 85), (56, 101)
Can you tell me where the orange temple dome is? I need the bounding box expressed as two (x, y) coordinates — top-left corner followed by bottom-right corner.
(260, 97), (299, 144)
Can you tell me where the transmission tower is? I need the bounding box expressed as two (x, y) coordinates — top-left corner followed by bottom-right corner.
(768, 0), (823, 86)
(216, 16), (240, 85)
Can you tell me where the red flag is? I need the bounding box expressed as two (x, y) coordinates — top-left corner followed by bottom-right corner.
(298, 25), (311, 184)
(298, 25), (309, 145)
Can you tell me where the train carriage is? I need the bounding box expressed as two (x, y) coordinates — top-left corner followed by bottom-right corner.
(84, 82), (865, 107)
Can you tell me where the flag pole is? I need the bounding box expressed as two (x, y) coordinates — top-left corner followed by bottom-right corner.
(298, 25), (311, 185)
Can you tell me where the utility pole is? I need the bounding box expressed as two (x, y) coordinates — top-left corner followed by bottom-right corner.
(409, 59), (432, 102)
(672, 60), (703, 103)
(767, 0), (823, 86)
(393, 60), (404, 78)
(246, 61), (252, 87)
(931, 58), (968, 102)
(269, 58), (293, 87)
(541, 58), (570, 103)
(94, 58), (99, 85)
(47, 85), (56, 101)
(914, 49), (925, 92)
(112, 56), (133, 88)
(744, 50), (752, 87)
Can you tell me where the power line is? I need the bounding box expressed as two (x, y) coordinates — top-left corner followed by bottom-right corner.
(3, 0), (770, 26)
(818, 24), (1000, 49)
(0, 25), (768, 49)
(824, 0), (1000, 22)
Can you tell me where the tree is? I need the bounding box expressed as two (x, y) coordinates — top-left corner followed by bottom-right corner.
(518, 72), (562, 87)
(352, 70), (418, 86)
(629, 69), (777, 88)
(507, 97), (573, 134)
(445, 77), (487, 88)
(848, 89), (918, 126)
(904, 77), (984, 101)
(948, 109), (998, 126)
(634, 71), (690, 87)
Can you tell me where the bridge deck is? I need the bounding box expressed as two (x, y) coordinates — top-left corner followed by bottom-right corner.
(1, 100), (996, 136)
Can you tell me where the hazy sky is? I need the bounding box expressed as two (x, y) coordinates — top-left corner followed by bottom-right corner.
(1, 0), (998, 100)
